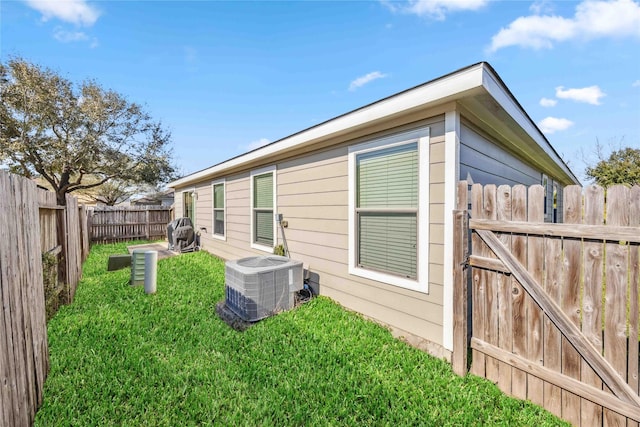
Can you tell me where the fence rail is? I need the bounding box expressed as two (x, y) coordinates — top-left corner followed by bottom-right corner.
(453, 182), (640, 426)
(89, 206), (172, 243)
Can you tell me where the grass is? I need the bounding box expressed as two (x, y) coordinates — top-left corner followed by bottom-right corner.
(35, 242), (568, 426)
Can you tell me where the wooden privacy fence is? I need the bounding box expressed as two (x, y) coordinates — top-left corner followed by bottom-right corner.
(453, 182), (640, 426)
(1, 171), (90, 426)
(89, 206), (172, 243)
(1, 172), (49, 427)
(38, 187), (90, 313)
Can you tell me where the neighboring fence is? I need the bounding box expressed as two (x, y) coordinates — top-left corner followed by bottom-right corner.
(0, 171), (90, 426)
(89, 206), (172, 243)
(453, 182), (640, 425)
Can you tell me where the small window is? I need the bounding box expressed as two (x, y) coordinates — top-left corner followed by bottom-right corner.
(251, 167), (276, 251)
(212, 181), (225, 239)
(183, 191), (195, 224)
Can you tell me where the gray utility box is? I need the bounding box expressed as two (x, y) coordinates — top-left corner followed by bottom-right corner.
(107, 254), (131, 271)
(130, 250), (147, 286)
(225, 256), (303, 322)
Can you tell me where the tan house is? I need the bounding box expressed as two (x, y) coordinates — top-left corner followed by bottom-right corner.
(168, 62), (578, 360)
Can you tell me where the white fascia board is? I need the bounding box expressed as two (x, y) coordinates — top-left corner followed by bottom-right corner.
(169, 65), (485, 189)
(481, 66), (579, 184)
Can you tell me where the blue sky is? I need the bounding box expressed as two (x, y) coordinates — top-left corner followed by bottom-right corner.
(2, 0), (639, 182)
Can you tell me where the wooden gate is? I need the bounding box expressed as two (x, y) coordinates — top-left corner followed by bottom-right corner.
(453, 182), (640, 425)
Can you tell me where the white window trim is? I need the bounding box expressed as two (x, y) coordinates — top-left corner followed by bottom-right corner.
(347, 128), (430, 293)
(250, 165), (277, 253)
(211, 179), (226, 241)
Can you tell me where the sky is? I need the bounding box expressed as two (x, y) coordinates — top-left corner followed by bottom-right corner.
(2, 0), (640, 183)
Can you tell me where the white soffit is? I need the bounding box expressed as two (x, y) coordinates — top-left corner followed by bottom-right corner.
(481, 67), (578, 184)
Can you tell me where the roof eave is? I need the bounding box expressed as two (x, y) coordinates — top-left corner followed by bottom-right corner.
(169, 62), (579, 189)
(480, 64), (580, 185)
(169, 63), (487, 188)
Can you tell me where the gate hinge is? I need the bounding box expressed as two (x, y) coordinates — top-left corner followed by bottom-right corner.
(460, 255), (470, 270)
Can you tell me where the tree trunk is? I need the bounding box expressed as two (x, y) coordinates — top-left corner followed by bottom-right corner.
(56, 190), (67, 206)
(57, 167), (70, 206)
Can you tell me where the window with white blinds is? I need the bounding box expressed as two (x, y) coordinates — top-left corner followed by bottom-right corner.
(356, 143), (418, 279)
(212, 182), (225, 238)
(252, 171), (274, 247)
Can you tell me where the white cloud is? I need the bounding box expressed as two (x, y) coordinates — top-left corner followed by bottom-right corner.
(349, 71), (388, 91)
(488, 0), (640, 52)
(539, 97), (557, 107)
(24, 0), (100, 26)
(382, 0), (488, 20)
(244, 138), (271, 151)
(538, 117), (574, 134)
(53, 27), (88, 42)
(529, 0), (554, 15)
(633, 80), (640, 87)
(52, 26), (98, 47)
(555, 85), (606, 105)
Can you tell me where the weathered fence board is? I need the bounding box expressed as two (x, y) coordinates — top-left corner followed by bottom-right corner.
(65, 195), (87, 302)
(582, 185), (605, 426)
(561, 185), (582, 425)
(89, 206), (171, 243)
(604, 185), (630, 426)
(483, 185), (500, 387)
(526, 185), (545, 407)
(470, 184), (486, 378)
(630, 186), (640, 427)
(0, 171), (49, 427)
(510, 185), (527, 401)
(495, 186), (512, 395)
(79, 205), (90, 262)
(1, 171), (92, 425)
(454, 182), (640, 426)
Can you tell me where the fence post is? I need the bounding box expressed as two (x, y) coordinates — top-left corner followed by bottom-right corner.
(452, 180), (470, 376)
(55, 206), (68, 302)
(145, 209), (150, 240)
(452, 209), (469, 376)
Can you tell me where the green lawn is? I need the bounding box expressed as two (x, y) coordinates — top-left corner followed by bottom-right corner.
(35, 242), (568, 426)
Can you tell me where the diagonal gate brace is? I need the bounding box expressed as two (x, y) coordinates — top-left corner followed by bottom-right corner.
(475, 228), (640, 410)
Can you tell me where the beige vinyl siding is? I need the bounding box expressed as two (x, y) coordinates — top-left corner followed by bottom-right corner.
(174, 192), (183, 221)
(275, 118), (447, 348)
(185, 172), (249, 261)
(177, 115), (448, 353)
(193, 181), (211, 232)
